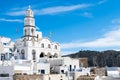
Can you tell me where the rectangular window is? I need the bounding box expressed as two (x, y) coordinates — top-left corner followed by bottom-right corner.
(3, 43), (7, 45)
(1, 54), (5, 60)
(41, 69), (45, 74)
(0, 74), (9, 77)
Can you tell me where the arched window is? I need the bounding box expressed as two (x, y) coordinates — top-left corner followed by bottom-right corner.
(25, 29), (27, 35)
(17, 49), (19, 53)
(40, 52), (45, 58)
(41, 43), (44, 48)
(54, 53), (58, 58)
(47, 53), (52, 58)
(32, 50), (36, 60)
(55, 45), (57, 49)
(31, 28), (34, 35)
(37, 34), (39, 38)
(21, 49), (25, 59)
(48, 44), (51, 48)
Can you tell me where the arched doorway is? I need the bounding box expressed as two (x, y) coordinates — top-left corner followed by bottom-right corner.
(47, 53), (52, 58)
(32, 50), (36, 60)
(40, 52), (45, 58)
(41, 43), (44, 48)
(21, 49), (25, 59)
(54, 45), (57, 49)
(48, 44), (51, 48)
(54, 53), (58, 58)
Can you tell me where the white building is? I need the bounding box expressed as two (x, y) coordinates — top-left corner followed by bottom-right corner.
(14, 6), (60, 62)
(0, 6), (91, 80)
(0, 37), (14, 60)
(0, 64), (14, 80)
(12, 6), (61, 75)
(107, 67), (120, 78)
(0, 6), (60, 76)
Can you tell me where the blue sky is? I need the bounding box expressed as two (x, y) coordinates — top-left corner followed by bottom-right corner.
(0, 0), (120, 55)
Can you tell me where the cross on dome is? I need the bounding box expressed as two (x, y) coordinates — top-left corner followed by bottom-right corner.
(28, 5), (31, 10)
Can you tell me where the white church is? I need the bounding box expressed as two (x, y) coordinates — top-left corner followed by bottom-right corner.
(0, 6), (60, 61)
(0, 6), (90, 80)
(14, 6), (60, 61)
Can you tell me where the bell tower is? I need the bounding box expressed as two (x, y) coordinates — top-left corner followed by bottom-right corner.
(23, 6), (36, 40)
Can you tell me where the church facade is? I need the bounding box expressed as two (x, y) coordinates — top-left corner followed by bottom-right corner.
(14, 6), (60, 62)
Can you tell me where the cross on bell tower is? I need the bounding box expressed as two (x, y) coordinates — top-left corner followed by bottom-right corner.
(23, 6), (36, 40)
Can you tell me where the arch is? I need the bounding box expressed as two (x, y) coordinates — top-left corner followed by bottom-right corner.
(25, 29), (27, 35)
(54, 45), (57, 49)
(17, 49), (19, 53)
(21, 49), (25, 59)
(48, 44), (51, 48)
(37, 34), (39, 38)
(23, 38), (27, 41)
(41, 43), (44, 48)
(31, 28), (34, 34)
(40, 52), (45, 58)
(53, 53), (58, 58)
(32, 50), (36, 60)
(47, 53), (52, 58)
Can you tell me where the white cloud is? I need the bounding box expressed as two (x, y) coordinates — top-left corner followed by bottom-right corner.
(35, 4), (91, 15)
(0, 18), (23, 22)
(112, 19), (120, 24)
(61, 26), (120, 49)
(10, 6), (27, 11)
(97, 0), (107, 5)
(82, 12), (93, 18)
(6, 6), (28, 16)
(6, 10), (25, 16)
(6, 4), (91, 16)
(61, 50), (77, 55)
(6, 0), (106, 16)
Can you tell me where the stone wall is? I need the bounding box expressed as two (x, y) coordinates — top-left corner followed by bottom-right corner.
(13, 74), (67, 80)
(77, 75), (95, 80)
(13, 74), (43, 80)
(90, 68), (106, 76)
